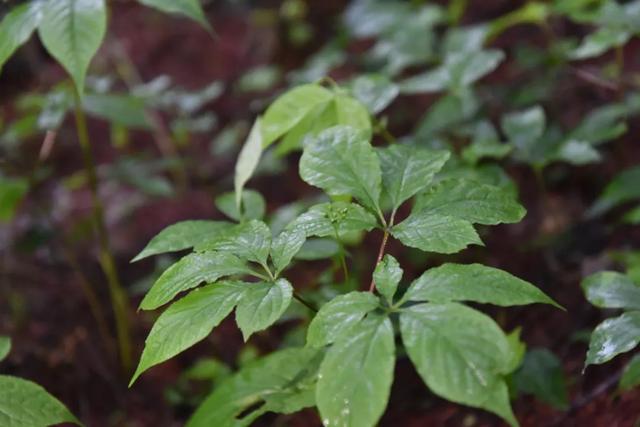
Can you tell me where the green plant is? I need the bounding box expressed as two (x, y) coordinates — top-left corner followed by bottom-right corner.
(130, 81), (562, 426)
(588, 165), (640, 223)
(0, 336), (80, 426)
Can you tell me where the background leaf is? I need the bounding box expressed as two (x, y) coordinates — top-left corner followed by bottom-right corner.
(0, 336), (10, 362)
(586, 312), (640, 366)
(514, 348), (569, 410)
(138, 0), (210, 29)
(234, 118), (263, 210)
(582, 271), (640, 310)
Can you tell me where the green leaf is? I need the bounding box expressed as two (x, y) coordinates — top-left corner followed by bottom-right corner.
(286, 201), (378, 239)
(414, 179), (526, 225)
(270, 229), (306, 275)
(582, 271), (640, 310)
(187, 347), (321, 427)
(554, 140), (601, 165)
(570, 27), (630, 60)
(215, 190), (266, 222)
(234, 118), (263, 210)
(391, 212), (482, 254)
(403, 263), (560, 308)
(299, 126), (382, 214)
(589, 166), (640, 216)
(350, 74), (399, 114)
(198, 220), (272, 265)
(0, 176), (28, 222)
(620, 354), (640, 391)
(0, 376), (80, 426)
(294, 238), (341, 261)
(138, 0), (209, 29)
(132, 220), (232, 262)
(0, 1), (44, 71)
(316, 314), (395, 427)
(132, 281), (247, 385)
(415, 89), (479, 138)
(235, 279), (293, 341)
(140, 252), (250, 310)
(261, 84), (334, 146)
(373, 255), (403, 305)
(501, 106), (546, 157)
(400, 49), (504, 94)
(400, 303), (517, 426)
(586, 311), (640, 366)
(505, 328), (526, 374)
(0, 336), (10, 362)
(624, 205), (640, 224)
(377, 145), (450, 210)
(38, 0), (107, 94)
(461, 121), (512, 165)
(82, 93), (151, 129)
(514, 348), (569, 410)
(306, 291), (379, 347)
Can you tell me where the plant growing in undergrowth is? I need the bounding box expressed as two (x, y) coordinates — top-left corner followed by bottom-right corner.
(581, 270), (640, 391)
(130, 83), (561, 426)
(0, 336), (79, 426)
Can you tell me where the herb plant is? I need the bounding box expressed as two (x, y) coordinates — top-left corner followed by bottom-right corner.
(131, 83), (561, 426)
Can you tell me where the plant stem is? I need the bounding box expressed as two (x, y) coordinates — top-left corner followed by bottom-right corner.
(368, 210), (396, 292)
(73, 89), (133, 374)
(294, 292), (318, 312)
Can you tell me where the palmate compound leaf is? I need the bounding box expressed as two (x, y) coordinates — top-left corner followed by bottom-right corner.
(0, 1), (44, 71)
(306, 291), (380, 347)
(139, 252), (251, 310)
(187, 347), (323, 427)
(285, 201), (379, 239)
(38, 0), (107, 94)
(235, 279), (293, 341)
(400, 303), (518, 427)
(373, 255), (403, 305)
(0, 375), (80, 427)
(377, 144), (450, 211)
(402, 263), (560, 308)
(299, 126), (382, 215)
(586, 311), (640, 367)
(131, 281), (247, 385)
(138, 0), (210, 29)
(132, 220), (232, 262)
(582, 271), (640, 310)
(316, 314), (395, 427)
